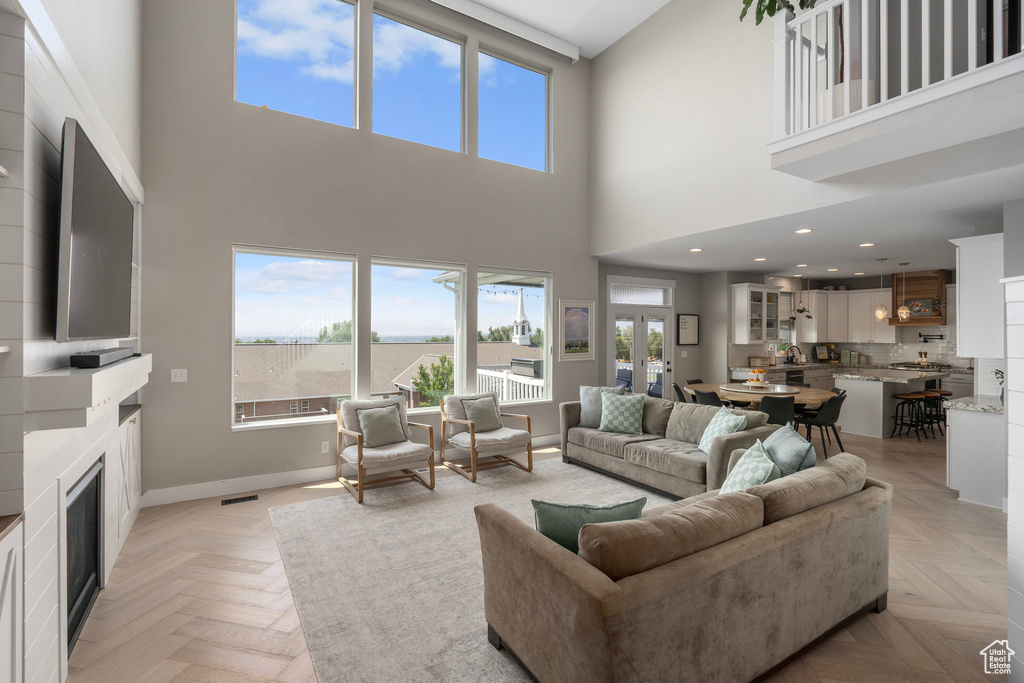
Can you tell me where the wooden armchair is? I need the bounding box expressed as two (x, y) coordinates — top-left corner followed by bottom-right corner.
(440, 392), (533, 483)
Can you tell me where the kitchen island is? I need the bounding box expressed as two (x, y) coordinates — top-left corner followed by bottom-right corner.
(834, 368), (950, 438)
(945, 395), (1006, 509)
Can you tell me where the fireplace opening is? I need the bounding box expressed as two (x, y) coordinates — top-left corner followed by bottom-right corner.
(66, 460), (103, 653)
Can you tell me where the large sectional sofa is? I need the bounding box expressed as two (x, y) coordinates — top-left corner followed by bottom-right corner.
(475, 453), (892, 682)
(560, 396), (781, 498)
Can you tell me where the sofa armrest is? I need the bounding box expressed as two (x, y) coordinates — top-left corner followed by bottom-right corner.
(728, 448), (747, 475)
(474, 503), (619, 682)
(560, 402), (582, 457)
(705, 425), (781, 490)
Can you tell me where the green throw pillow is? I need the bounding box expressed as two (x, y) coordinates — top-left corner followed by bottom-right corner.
(697, 406), (747, 453)
(461, 396), (502, 432)
(356, 404), (406, 448)
(532, 498), (647, 553)
(719, 440), (781, 494)
(598, 392), (645, 435)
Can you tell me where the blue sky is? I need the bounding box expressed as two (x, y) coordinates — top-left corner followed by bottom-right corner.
(236, 0), (546, 169)
(235, 252), (544, 338)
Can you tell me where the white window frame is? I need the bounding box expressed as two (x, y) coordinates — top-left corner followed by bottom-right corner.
(606, 275), (676, 388)
(231, 244), (357, 431)
(477, 47), (552, 172)
(476, 266), (553, 405)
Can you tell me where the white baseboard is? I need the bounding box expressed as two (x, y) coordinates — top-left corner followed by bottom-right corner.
(140, 433), (562, 507)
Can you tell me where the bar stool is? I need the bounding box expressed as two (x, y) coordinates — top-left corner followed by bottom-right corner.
(891, 393), (926, 441)
(919, 390), (946, 437)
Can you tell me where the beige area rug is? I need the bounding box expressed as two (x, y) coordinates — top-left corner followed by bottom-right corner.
(268, 458), (671, 682)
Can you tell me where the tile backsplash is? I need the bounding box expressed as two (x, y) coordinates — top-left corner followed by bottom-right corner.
(975, 357), (1007, 396)
(836, 325), (971, 368)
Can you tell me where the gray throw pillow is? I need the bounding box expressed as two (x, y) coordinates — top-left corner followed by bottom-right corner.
(461, 396), (502, 432)
(580, 385), (626, 428)
(762, 423), (816, 476)
(532, 497), (647, 554)
(356, 405), (406, 448)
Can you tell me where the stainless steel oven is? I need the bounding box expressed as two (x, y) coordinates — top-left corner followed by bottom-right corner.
(785, 370), (804, 385)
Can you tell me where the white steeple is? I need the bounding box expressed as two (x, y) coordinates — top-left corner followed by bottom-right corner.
(512, 287), (531, 346)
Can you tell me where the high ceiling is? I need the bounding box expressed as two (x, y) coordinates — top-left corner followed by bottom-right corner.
(470, 0), (673, 59)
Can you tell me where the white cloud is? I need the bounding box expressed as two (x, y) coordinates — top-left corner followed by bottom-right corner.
(300, 60), (354, 84)
(373, 18), (461, 76)
(389, 267), (430, 281)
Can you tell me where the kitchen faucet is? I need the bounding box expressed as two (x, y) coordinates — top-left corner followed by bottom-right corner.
(786, 345), (803, 364)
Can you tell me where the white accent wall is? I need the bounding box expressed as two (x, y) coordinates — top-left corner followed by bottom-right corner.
(1005, 198), (1024, 679)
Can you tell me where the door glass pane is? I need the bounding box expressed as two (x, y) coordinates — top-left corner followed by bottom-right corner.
(765, 291), (779, 341)
(614, 318), (634, 392)
(646, 318), (664, 398)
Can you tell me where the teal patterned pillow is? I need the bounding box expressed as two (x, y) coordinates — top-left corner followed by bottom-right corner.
(598, 392), (645, 435)
(719, 440), (781, 494)
(697, 406), (747, 453)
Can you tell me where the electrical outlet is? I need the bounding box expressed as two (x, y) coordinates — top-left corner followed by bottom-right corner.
(321, 441), (330, 454)
(171, 369), (187, 383)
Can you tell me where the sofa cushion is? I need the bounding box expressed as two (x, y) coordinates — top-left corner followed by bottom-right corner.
(742, 411), (770, 429)
(578, 492), (764, 580)
(623, 439), (706, 484)
(763, 423), (816, 476)
(719, 440), (781, 493)
(641, 396), (674, 437)
(567, 427), (661, 458)
(579, 386), (626, 428)
(665, 403), (757, 445)
(747, 453), (867, 524)
(698, 407), (748, 453)
(532, 497), (646, 554)
(599, 392), (645, 435)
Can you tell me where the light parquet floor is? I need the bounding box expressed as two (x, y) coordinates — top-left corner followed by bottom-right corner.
(67, 432), (1008, 682)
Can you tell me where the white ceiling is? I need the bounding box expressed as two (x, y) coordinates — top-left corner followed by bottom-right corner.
(469, 0), (673, 59)
(598, 163), (1024, 279)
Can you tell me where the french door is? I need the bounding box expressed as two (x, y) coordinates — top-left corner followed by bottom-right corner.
(609, 305), (672, 398)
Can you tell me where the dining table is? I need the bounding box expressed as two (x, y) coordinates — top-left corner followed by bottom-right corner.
(683, 383), (835, 409)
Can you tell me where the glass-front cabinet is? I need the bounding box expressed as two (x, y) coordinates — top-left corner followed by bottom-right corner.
(732, 283), (783, 344)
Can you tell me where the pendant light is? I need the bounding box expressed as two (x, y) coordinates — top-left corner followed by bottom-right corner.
(897, 262), (911, 321)
(874, 258), (889, 321)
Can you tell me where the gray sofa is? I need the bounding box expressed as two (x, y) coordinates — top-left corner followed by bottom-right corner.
(475, 453), (892, 682)
(560, 396), (781, 498)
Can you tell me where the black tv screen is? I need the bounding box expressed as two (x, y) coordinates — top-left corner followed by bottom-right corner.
(56, 118), (135, 342)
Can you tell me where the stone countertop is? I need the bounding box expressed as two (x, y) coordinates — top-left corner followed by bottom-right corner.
(730, 363), (974, 374)
(944, 394), (1005, 414)
(833, 369), (951, 383)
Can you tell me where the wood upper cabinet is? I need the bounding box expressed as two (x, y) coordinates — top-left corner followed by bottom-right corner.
(826, 292), (848, 342)
(890, 269), (953, 326)
(732, 284), (783, 344)
(951, 235), (1003, 358)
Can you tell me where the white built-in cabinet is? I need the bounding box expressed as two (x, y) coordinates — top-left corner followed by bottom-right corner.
(732, 284), (783, 344)
(794, 290), (828, 344)
(951, 234), (1004, 359)
(826, 292), (849, 342)
(847, 289), (895, 343)
(0, 520), (23, 683)
(116, 408), (142, 553)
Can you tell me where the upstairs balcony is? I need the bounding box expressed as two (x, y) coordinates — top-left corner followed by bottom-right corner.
(769, 0), (1024, 180)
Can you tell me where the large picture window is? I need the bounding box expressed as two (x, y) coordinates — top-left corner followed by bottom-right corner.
(236, 0), (355, 127)
(477, 270), (550, 401)
(372, 13), (463, 152)
(370, 260), (464, 408)
(233, 247), (355, 424)
(478, 53), (548, 171)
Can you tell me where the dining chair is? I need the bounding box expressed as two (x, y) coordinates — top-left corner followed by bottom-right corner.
(672, 382), (687, 402)
(694, 390), (724, 407)
(758, 395), (795, 426)
(795, 394), (847, 457)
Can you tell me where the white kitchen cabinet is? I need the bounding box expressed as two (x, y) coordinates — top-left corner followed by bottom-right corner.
(117, 408), (142, 552)
(950, 234), (1004, 359)
(803, 366), (835, 390)
(871, 291), (897, 343)
(847, 289), (894, 343)
(0, 519), (23, 683)
(732, 284), (783, 344)
(826, 292), (849, 342)
(947, 407), (1006, 509)
(795, 291), (828, 344)
(945, 284), (957, 349)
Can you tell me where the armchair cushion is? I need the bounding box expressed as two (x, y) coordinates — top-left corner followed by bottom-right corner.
(443, 392), (500, 435)
(341, 440), (433, 474)
(449, 427), (531, 455)
(461, 396), (502, 432)
(340, 397), (411, 449)
(356, 404), (406, 448)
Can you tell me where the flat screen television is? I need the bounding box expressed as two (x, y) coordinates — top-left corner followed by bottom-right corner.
(56, 118), (135, 342)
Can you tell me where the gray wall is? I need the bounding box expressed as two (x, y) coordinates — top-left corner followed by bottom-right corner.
(1006, 199), (1024, 279)
(140, 0), (597, 492)
(596, 264), (704, 391)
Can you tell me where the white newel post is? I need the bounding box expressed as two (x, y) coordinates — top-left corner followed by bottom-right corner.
(774, 11), (794, 139)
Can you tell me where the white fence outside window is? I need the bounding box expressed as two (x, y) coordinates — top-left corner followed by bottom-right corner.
(477, 369), (545, 402)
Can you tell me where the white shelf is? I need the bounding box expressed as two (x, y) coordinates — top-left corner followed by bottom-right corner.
(25, 354), (152, 431)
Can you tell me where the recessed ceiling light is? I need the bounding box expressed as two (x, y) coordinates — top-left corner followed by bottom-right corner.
(795, 229), (813, 234)
(793, 274), (803, 277)
(796, 264), (808, 268)
(754, 258), (767, 262)
(689, 248), (703, 252)
(827, 268), (838, 272)
(859, 243), (874, 247)
(854, 272), (865, 275)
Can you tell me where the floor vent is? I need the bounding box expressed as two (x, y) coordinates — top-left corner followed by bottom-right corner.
(221, 494), (258, 506)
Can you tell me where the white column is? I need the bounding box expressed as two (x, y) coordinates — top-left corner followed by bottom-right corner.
(968, 0), (979, 70)
(901, 0), (910, 94)
(944, 0), (953, 79)
(773, 12), (794, 137)
(880, 0), (889, 101)
(843, 0), (852, 115)
(994, 0), (1004, 61)
(922, 0), (931, 86)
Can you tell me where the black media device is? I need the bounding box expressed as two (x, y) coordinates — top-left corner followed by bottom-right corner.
(69, 347), (135, 369)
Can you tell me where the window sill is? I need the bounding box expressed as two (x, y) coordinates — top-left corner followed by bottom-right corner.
(231, 413), (336, 432)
